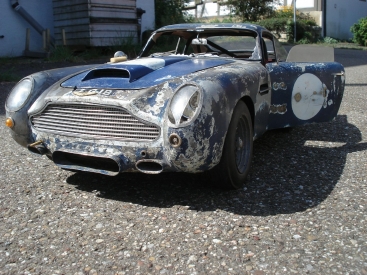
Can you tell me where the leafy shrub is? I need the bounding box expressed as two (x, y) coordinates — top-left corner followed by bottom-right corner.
(350, 16), (367, 46)
(206, 17), (235, 24)
(322, 37), (339, 44)
(260, 9), (318, 42)
(259, 18), (318, 42)
(273, 5), (294, 18)
(259, 18), (289, 38)
(220, 17), (235, 23)
(259, 6), (319, 43)
(297, 38), (311, 44)
(286, 20), (310, 42)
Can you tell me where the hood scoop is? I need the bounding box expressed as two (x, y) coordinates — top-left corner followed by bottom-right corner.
(61, 56), (234, 90)
(82, 68), (130, 81)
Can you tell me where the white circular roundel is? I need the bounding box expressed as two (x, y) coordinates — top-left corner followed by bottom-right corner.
(291, 73), (325, 120)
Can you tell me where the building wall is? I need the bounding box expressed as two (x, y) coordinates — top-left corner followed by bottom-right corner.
(0, 0), (54, 57)
(184, 0), (231, 18)
(0, 1), (154, 56)
(326, 0), (367, 40)
(53, 0), (138, 47)
(284, 0), (322, 11)
(285, 0), (367, 40)
(136, 0), (155, 32)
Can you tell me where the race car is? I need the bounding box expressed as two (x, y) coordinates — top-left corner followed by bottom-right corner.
(5, 23), (345, 189)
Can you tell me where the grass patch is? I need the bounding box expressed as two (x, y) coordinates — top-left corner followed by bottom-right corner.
(0, 57), (16, 65)
(331, 42), (367, 50)
(282, 40), (367, 51)
(0, 67), (20, 82)
(47, 46), (115, 62)
(47, 46), (80, 62)
(77, 47), (107, 60)
(110, 32), (143, 59)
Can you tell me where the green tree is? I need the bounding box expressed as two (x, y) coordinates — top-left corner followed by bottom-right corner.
(227, 0), (278, 22)
(155, 0), (191, 28)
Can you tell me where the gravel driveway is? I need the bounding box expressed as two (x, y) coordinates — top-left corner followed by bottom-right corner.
(0, 49), (366, 275)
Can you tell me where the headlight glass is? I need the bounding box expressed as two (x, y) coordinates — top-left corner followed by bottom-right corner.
(168, 84), (202, 127)
(6, 78), (33, 112)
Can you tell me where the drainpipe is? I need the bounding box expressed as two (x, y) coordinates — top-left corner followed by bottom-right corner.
(10, 0), (55, 46)
(322, 0), (327, 37)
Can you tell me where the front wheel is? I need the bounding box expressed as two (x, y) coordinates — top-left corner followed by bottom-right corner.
(209, 101), (253, 190)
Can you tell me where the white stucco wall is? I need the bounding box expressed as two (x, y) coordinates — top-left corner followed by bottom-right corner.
(0, 0), (54, 57)
(326, 0), (367, 40)
(136, 0), (155, 32)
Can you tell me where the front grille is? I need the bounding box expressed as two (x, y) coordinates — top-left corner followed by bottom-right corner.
(31, 104), (160, 141)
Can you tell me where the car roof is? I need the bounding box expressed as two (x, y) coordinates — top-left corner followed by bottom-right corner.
(156, 23), (267, 34)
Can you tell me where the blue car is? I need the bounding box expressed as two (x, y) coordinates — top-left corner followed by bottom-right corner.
(5, 23), (345, 189)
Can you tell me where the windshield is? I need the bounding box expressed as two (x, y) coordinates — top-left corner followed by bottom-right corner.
(139, 29), (261, 60)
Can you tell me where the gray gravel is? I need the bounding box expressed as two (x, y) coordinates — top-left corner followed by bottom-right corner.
(0, 49), (367, 275)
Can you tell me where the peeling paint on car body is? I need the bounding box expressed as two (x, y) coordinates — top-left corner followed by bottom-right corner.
(266, 61), (345, 130)
(5, 23), (345, 178)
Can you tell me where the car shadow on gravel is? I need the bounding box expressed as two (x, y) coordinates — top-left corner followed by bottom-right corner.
(66, 115), (367, 216)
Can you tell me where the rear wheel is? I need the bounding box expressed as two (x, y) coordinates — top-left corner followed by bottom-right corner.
(209, 101), (253, 190)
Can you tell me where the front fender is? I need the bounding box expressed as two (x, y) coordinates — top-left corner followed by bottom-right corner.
(6, 65), (98, 147)
(163, 65), (265, 172)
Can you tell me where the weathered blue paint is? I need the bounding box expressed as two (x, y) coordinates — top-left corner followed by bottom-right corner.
(266, 62), (345, 130)
(61, 57), (235, 89)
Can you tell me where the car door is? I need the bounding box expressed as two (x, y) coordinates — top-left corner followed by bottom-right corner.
(263, 35), (345, 130)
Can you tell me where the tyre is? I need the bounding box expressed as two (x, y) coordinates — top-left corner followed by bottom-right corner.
(209, 100), (253, 190)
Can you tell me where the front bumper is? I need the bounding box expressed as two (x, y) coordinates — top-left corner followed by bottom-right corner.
(28, 124), (223, 175)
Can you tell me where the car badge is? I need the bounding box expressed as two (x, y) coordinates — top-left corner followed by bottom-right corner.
(73, 90), (98, 96)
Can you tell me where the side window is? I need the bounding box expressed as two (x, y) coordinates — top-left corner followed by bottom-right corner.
(263, 37), (276, 62)
(262, 33), (288, 62)
(273, 38), (288, 62)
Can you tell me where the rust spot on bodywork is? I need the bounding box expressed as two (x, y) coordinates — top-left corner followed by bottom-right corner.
(294, 92), (302, 102)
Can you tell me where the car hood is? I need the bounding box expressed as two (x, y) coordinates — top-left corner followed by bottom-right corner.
(61, 55), (235, 90)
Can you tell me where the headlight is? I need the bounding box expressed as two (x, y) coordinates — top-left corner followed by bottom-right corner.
(6, 78), (33, 112)
(168, 83), (202, 127)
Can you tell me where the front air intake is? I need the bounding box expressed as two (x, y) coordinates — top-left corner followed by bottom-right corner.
(31, 104), (160, 141)
(53, 151), (121, 176)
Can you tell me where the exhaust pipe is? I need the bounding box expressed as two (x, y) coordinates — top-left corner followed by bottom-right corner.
(27, 140), (48, 155)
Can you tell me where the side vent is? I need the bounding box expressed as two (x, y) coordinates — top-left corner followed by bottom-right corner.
(259, 83), (270, 95)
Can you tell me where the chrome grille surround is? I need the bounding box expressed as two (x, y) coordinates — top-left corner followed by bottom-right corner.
(30, 103), (160, 141)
